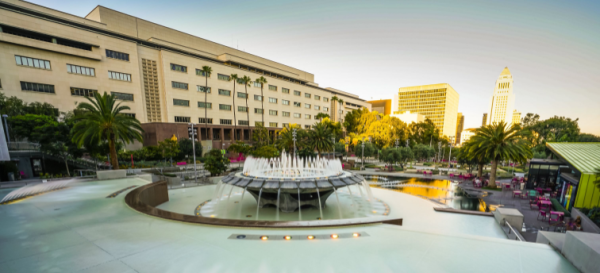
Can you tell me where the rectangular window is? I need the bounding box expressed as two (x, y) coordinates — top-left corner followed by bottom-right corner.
(255, 122), (264, 126)
(71, 87), (96, 97)
(269, 122), (277, 127)
(15, 55), (51, 70)
(254, 95), (263, 101)
(324, 107), (329, 111)
(254, 108), (264, 114)
(197, 86), (211, 93)
(283, 111), (290, 117)
(238, 120), (249, 125)
(219, 104), (232, 111)
(172, 81), (188, 90)
(305, 103), (311, 109)
(20, 81), (55, 93)
(305, 125), (311, 129)
(196, 69), (210, 77)
(269, 110), (278, 116)
(111, 92), (133, 101)
(173, 99), (190, 106)
(67, 64), (94, 76)
(294, 91), (301, 96)
(122, 113), (136, 118)
(294, 102), (301, 107)
(199, 118), (213, 124)
(282, 88), (290, 94)
(282, 100), (290, 105)
(198, 102), (212, 108)
(283, 123), (289, 128)
(238, 106), (248, 112)
(253, 82), (261, 88)
(106, 49), (129, 61)
(218, 89), (231, 96)
(220, 119), (232, 125)
(175, 116), (190, 123)
(269, 85), (277, 91)
(218, 74), (230, 81)
(315, 105), (320, 110)
(108, 71), (132, 82)
(237, 92), (247, 98)
(315, 95), (321, 100)
(269, 97), (277, 103)
(305, 114), (311, 119)
(294, 113), (301, 118)
(305, 93), (311, 98)
(170, 63), (187, 73)
(323, 97), (329, 102)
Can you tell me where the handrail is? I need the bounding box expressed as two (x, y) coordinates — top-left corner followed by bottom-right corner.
(504, 218), (525, 242)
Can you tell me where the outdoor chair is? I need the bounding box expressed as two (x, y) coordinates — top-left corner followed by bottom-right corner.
(537, 210), (549, 221)
(512, 191), (521, 198)
(521, 191), (529, 199)
(548, 213), (561, 225)
(529, 199), (539, 210)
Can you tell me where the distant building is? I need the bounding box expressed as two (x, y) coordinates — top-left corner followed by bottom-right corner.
(391, 111), (425, 124)
(482, 113), (488, 126)
(512, 110), (521, 125)
(455, 113), (464, 144)
(393, 83), (459, 137)
(460, 128), (477, 145)
(367, 99), (392, 115)
(487, 67), (516, 125)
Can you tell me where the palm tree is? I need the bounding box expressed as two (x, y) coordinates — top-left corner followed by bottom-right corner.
(72, 92), (143, 170)
(229, 74), (238, 141)
(308, 122), (334, 157)
(201, 66), (212, 140)
(315, 113), (329, 121)
(255, 76), (267, 125)
(467, 121), (532, 187)
(338, 99), (344, 122)
(239, 76), (252, 132)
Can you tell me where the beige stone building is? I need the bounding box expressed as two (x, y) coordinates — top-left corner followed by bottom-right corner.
(0, 0), (370, 150)
(392, 83), (459, 138)
(487, 67), (516, 126)
(512, 110), (521, 125)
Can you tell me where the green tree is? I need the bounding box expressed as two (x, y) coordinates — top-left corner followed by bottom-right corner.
(158, 139), (180, 166)
(456, 146), (478, 173)
(577, 133), (600, 142)
(412, 144), (435, 162)
(354, 140), (375, 164)
(252, 123), (269, 147)
(334, 142), (347, 157)
(276, 124), (304, 152)
(255, 76), (268, 125)
(297, 147), (315, 159)
(249, 145), (279, 158)
(229, 74), (239, 140)
(381, 147), (401, 171)
(467, 122), (532, 187)
(239, 75), (252, 130)
(200, 66), (213, 140)
(342, 109), (362, 134)
(72, 92), (143, 169)
(177, 138), (202, 161)
(204, 149), (229, 176)
(316, 112), (330, 121)
(0, 93), (58, 118)
(227, 141), (252, 156)
(521, 113), (540, 127)
(308, 122), (334, 157)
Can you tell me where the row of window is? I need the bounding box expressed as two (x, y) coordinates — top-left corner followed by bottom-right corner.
(174, 116), (310, 128)
(15, 55), (131, 81)
(173, 99), (328, 113)
(19, 80), (134, 101)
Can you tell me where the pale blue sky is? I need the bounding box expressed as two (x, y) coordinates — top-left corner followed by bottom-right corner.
(31, 0), (600, 134)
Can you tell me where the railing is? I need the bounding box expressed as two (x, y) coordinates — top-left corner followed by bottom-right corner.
(7, 142), (40, 151)
(504, 218), (525, 242)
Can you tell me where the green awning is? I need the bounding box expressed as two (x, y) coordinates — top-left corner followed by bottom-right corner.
(546, 142), (600, 174)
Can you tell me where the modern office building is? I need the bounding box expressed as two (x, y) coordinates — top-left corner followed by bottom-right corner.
(486, 67), (516, 125)
(390, 111), (425, 124)
(367, 99), (392, 115)
(512, 110), (521, 125)
(393, 83), (459, 137)
(460, 128), (477, 145)
(482, 113), (488, 126)
(0, 0), (370, 150)
(455, 113), (464, 144)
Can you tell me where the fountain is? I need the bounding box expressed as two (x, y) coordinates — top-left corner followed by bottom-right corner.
(211, 151), (374, 217)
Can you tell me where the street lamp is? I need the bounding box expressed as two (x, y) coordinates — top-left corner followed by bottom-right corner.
(292, 128), (297, 158)
(448, 136), (454, 172)
(361, 138), (365, 170)
(188, 123), (198, 183)
(395, 139), (399, 151)
(2, 114), (9, 143)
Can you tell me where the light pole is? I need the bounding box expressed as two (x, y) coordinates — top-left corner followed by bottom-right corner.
(361, 138), (365, 170)
(395, 139), (399, 151)
(292, 128), (297, 158)
(437, 142), (441, 163)
(331, 136), (335, 160)
(2, 114), (9, 143)
(448, 136), (454, 172)
(188, 123), (197, 183)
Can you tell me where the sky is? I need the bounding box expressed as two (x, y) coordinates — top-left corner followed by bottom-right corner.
(31, 0), (600, 134)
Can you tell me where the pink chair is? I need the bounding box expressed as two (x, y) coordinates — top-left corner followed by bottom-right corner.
(537, 210), (549, 221)
(549, 213), (561, 225)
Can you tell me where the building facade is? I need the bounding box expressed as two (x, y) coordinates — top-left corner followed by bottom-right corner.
(366, 99), (392, 115)
(393, 83), (459, 137)
(482, 113), (488, 126)
(455, 113), (464, 144)
(487, 67), (516, 125)
(0, 0), (370, 149)
(460, 128), (476, 145)
(512, 110), (521, 125)
(390, 111), (425, 124)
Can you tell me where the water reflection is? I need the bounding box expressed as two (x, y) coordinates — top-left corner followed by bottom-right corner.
(367, 176), (488, 212)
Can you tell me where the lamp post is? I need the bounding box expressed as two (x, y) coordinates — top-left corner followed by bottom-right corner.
(437, 142), (441, 163)
(361, 138), (365, 170)
(331, 136), (335, 160)
(188, 123), (197, 183)
(292, 128), (297, 158)
(448, 136), (454, 172)
(395, 139), (399, 151)
(2, 114), (9, 143)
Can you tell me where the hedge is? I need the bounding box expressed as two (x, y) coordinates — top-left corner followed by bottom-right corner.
(550, 198), (571, 218)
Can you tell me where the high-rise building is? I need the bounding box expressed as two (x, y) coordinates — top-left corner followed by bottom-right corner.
(393, 83), (459, 137)
(482, 113), (488, 126)
(0, 1), (370, 147)
(455, 113), (464, 144)
(512, 110), (521, 125)
(487, 67), (516, 125)
(460, 128), (477, 145)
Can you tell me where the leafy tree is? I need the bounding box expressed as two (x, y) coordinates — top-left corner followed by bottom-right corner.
(467, 121), (532, 187)
(255, 76), (268, 126)
(342, 109), (362, 133)
(365, 115), (409, 149)
(204, 149), (229, 176)
(227, 141), (252, 157)
(8, 114), (56, 141)
(297, 147), (315, 159)
(398, 146), (414, 169)
(456, 146), (478, 173)
(229, 74), (239, 140)
(412, 144), (435, 162)
(249, 145), (279, 158)
(381, 147), (401, 171)
(308, 122), (334, 157)
(353, 140), (375, 163)
(276, 124), (304, 152)
(0, 93), (58, 118)
(72, 92), (143, 169)
(252, 123), (269, 147)
(316, 113), (330, 121)
(521, 113), (540, 127)
(200, 66), (212, 140)
(334, 142), (347, 157)
(577, 133), (600, 142)
(409, 118), (446, 146)
(158, 139), (180, 165)
(177, 138), (202, 161)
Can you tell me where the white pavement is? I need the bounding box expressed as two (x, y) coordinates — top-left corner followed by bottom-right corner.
(0, 178), (578, 273)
